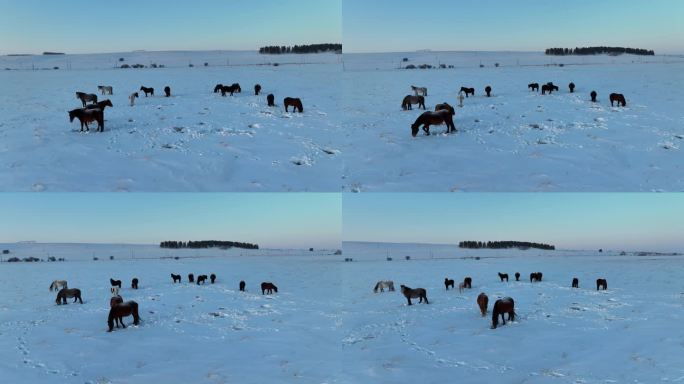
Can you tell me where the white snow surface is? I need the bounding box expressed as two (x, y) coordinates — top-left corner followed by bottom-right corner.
(2, 242), (684, 383)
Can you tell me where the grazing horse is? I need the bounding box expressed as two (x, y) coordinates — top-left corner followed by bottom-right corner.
(373, 280), (395, 293)
(477, 292), (489, 317)
(98, 85), (113, 95)
(197, 275), (208, 285)
(400, 285), (428, 305)
(188, 273), (194, 283)
(239, 280), (246, 292)
(267, 94), (275, 107)
(491, 297), (515, 329)
(129, 92), (139, 106)
(541, 84), (558, 94)
(76, 92), (98, 107)
(572, 278), (579, 288)
(231, 83), (242, 93)
(514, 272), (520, 281)
(498, 272), (509, 282)
(569, 82), (576, 93)
(49, 280), (68, 291)
(463, 277), (472, 289)
(69, 108), (104, 132)
(528, 83), (539, 92)
(410, 109), (456, 136)
(460, 87), (475, 97)
(85, 99), (113, 111)
(444, 278), (455, 290)
(56, 288), (83, 305)
(110, 287), (120, 296)
(107, 301), (140, 332)
(530, 272), (542, 282)
(221, 84), (240, 96)
(140, 86), (154, 97)
(610, 93), (626, 107)
(164, 86), (171, 97)
(171, 273), (181, 283)
(435, 102), (455, 116)
(284, 97), (304, 113)
(110, 278), (122, 288)
(485, 86), (492, 97)
(402, 95), (426, 110)
(591, 91), (597, 102)
(596, 278), (608, 290)
(131, 278), (139, 289)
(254, 84), (262, 95)
(210, 274), (216, 284)
(411, 85), (428, 97)
(261, 282), (278, 295)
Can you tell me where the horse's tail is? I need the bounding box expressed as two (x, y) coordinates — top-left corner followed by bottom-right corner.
(131, 301), (140, 325)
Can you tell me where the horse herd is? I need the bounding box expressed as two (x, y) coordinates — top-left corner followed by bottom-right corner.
(405, 81), (628, 137)
(68, 81), (304, 133)
(375, 272), (609, 329)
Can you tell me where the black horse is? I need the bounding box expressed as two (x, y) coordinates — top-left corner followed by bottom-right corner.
(460, 87), (475, 97)
(596, 278), (608, 290)
(131, 278), (139, 289)
(197, 275), (208, 285)
(110, 278), (122, 288)
(528, 83), (539, 92)
(210, 274), (216, 284)
(530, 272), (543, 282)
(485, 86), (492, 97)
(267, 94), (275, 107)
(569, 82), (576, 93)
(514, 272), (520, 281)
(188, 273), (194, 283)
(239, 280), (246, 291)
(444, 278), (455, 290)
(610, 93), (626, 107)
(541, 84), (558, 95)
(254, 84), (262, 95)
(572, 278), (579, 288)
(171, 273), (181, 283)
(498, 272), (509, 282)
(164, 86), (171, 97)
(140, 86), (154, 97)
(491, 297), (515, 329)
(591, 91), (598, 102)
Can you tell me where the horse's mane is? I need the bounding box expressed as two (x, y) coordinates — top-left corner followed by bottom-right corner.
(373, 281), (380, 292)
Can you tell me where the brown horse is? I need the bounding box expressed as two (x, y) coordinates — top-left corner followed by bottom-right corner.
(107, 301), (140, 332)
(254, 84), (262, 95)
(463, 277), (472, 289)
(86, 99), (113, 111)
(239, 280), (246, 291)
(267, 94), (275, 107)
(591, 91), (597, 102)
(140, 86), (154, 97)
(491, 297), (515, 329)
(572, 278), (579, 288)
(498, 272), (508, 282)
(69, 108), (104, 132)
(110, 295), (123, 307)
(528, 83), (539, 92)
(477, 292), (489, 316)
(56, 288), (83, 305)
(284, 97), (304, 113)
(444, 278), (455, 290)
(596, 278), (607, 290)
(261, 282), (278, 294)
(210, 274), (216, 284)
(541, 84), (558, 94)
(76, 92), (98, 107)
(530, 272), (542, 282)
(485, 86), (492, 97)
(171, 273), (181, 283)
(460, 87), (475, 97)
(131, 278), (139, 289)
(435, 102), (455, 115)
(411, 109), (456, 136)
(610, 93), (626, 107)
(400, 285), (428, 305)
(402, 95), (426, 110)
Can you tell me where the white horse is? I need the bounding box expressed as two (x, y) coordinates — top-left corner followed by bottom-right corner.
(458, 282), (466, 293)
(373, 280), (395, 293)
(129, 92), (139, 106)
(98, 85), (113, 95)
(49, 280), (68, 291)
(411, 85), (428, 97)
(110, 286), (120, 297)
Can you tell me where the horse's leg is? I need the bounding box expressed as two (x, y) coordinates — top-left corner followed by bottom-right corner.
(424, 295), (429, 304)
(407, 297), (412, 306)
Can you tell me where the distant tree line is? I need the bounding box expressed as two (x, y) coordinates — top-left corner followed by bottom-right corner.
(459, 241), (555, 250)
(159, 240), (259, 250)
(545, 46), (654, 56)
(259, 43), (342, 54)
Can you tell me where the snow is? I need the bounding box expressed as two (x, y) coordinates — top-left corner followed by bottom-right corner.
(2, 242), (684, 383)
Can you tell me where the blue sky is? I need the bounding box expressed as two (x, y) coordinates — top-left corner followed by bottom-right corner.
(0, 0), (341, 54)
(343, 0), (684, 53)
(343, 194), (684, 252)
(0, 194), (341, 249)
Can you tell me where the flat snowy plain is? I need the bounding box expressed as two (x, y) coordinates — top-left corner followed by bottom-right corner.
(2, 242), (683, 383)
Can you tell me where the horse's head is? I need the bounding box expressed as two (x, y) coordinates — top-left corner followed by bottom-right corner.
(68, 109), (78, 122)
(411, 123), (420, 137)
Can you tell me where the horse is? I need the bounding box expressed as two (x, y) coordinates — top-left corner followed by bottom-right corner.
(231, 83), (242, 93)
(610, 93), (626, 107)
(373, 280), (395, 293)
(435, 102), (455, 115)
(463, 277), (472, 289)
(590, 91), (597, 102)
(221, 84), (240, 96)
(596, 278), (607, 290)
(110, 287), (120, 297)
(514, 272), (520, 281)
(402, 95), (426, 110)
(110, 278), (122, 288)
(267, 94), (275, 107)
(400, 285), (428, 305)
(477, 292), (489, 317)
(129, 92), (139, 106)
(210, 274), (216, 284)
(85, 99), (113, 111)
(197, 275), (208, 285)
(164, 86), (171, 97)
(56, 288), (83, 305)
(188, 273), (194, 283)
(444, 278), (455, 290)
(171, 273), (181, 283)
(460, 87), (475, 97)
(76, 92), (98, 107)
(254, 84), (262, 95)
(528, 83), (539, 92)
(239, 280), (246, 291)
(69, 108), (104, 132)
(97, 85), (113, 95)
(107, 301), (140, 332)
(569, 82), (575, 93)
(49, 280), (68, 291)
(131, 278), (139, 289)
(530, 272), (543, 282)
(491, 297), (515, 329)
(498, 272), (509, 282)
(140, 86), (154, 97)
(261, 282), (278, 295)
(572, 278), (579, 288)
(541, 84), (558, 95)
(411, 85), (428, 97)
(411, 109), (456, 137)
(485, 86), (492, 97)
(458, 282), (466, 293)
(284, 97), (304, 113)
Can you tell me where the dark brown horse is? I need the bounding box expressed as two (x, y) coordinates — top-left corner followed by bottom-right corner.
(197, 275), (208, 285)
(435, 102), (455, 115)
(528, 83), (539, 92)
(284, 97), (304, 113)
(498, 272), (508, 282)
(239, 280), (246, 291)
(477, 292), (488, 317)
(107, 301), (140, 332)
(514, 272), (520, 281)
(69, 108), (104, 132)
(164, 86), (171, 97)
(596, 278), (607, 290)
(402, 95), (426, 110)
(188, 273), (194, 283)
(56, 288), (83, 304)
(541, 84), (558, 94)
(444, 278), (455, 290)
(261, 282), (278, 294)
(85, 99), (113, 111)
(530, 272), (542, 282)
(210, 274), (216, 284)
(110, 278), (122, 288)
(569, 82), (576, 93)
(76, 92), (98, 107)
(610, 93), (626, 107)
(171, 273), (181, 283)
(140, 86), (154, 97)
(460, 87), (475, 97)
(572, 278), (579, 288)
(591, 91), (598, 102)
(131, 278), (139, 289)
(485, 86), (492, 97)
(463, 277), (472, 289)
(411, 109), (456, 136)
(267, 94), (275, 107)
(491, 297), (515, 329)
(110, 295), (123, 307)
(400, 285), (428, 305)
(254, 84), (262, 95)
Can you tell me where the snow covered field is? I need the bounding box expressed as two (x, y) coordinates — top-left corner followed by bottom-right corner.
(2, 242), (684, 383)
(0, 51), (342, 191)
(340, 52), (684, 192)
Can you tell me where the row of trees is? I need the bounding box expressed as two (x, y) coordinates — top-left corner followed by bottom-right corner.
(259, 43), (342, 55)
(545, 46), (655, 56)
(159, 240), (259, 250)
(459, 241), (555, 250)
